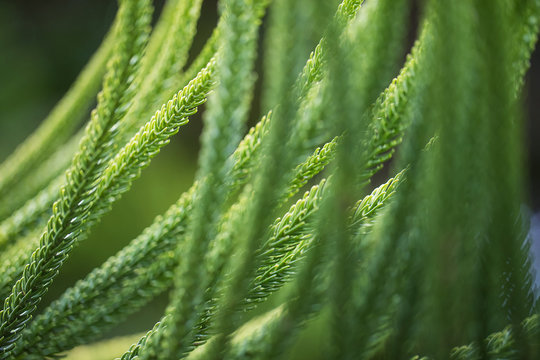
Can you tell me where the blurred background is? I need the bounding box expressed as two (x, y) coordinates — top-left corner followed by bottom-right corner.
(0, 0), (539, 350)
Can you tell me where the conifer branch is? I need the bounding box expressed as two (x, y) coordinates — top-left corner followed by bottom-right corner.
(11, 187), (193, 358)
(122, 168), (403, 360)
(0, 0), (153, 354)
(151, 0), (267, 356)
(200, 0), (363, 353)
(118, 0), (205, 143)
(16, 56), (216, 356)
(193, 169), (403, 352)
(15, 59), (332, 357)
(255, 171), (404, 310)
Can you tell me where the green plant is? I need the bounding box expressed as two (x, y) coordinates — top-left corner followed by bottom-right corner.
(0, 0), (539, 359)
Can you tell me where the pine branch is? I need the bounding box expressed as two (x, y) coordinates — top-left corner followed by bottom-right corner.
(121, 168), (402, 360)
(0, 0), (414, 259)
(178, 0), (271, 89)
(136, 0), (179, 81)
(118, 7), (540, 356)
(192, 140), (340, 345)
(15, 49), (334, 356)
(363, 31), (427, 181)
(200, 0), (357, 354)
(113, 148), (337, 359)
(0, 0), (205, 255)
(228, 112), (272, 190)
(161, 0), (263, 356)
(290, 0), (364, 104)
(33, 121), (335, 358)
(112, 0), (424, 354)
(11, 56), (215, 357)
(193, 170), (404, 351)
(282, 137), (338, 202)
(348, 1), (538, 358)
(118, 0), (205, 143)
(141, 0), (364, 354)
(316, 0), (409, 356)
(0, 0), (153, 355)
(254, 171), (404, 315)
(0, 1), (415, 264)
(11, 186), (193, 358)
